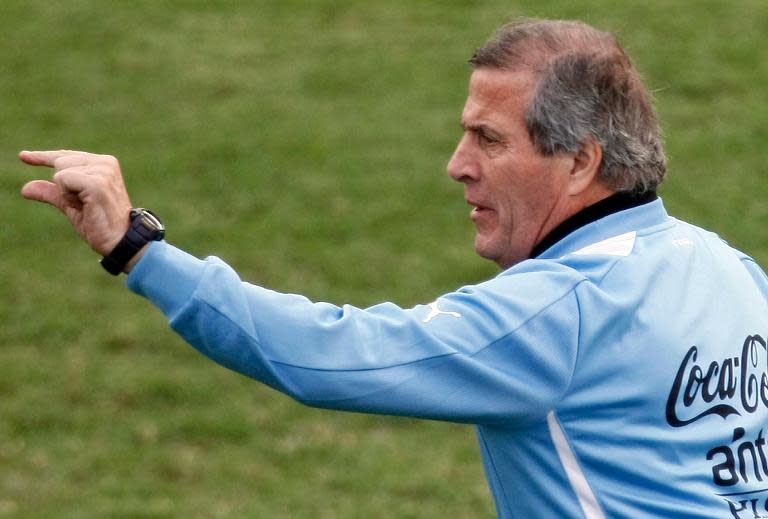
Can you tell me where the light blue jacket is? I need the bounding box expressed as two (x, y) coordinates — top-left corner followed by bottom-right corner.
(128, 198), (768, 518)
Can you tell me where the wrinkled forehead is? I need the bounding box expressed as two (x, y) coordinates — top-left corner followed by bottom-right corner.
(462, 68), (538, 126)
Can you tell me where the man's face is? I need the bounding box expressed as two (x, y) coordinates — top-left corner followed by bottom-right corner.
(447, 68), (575, 268)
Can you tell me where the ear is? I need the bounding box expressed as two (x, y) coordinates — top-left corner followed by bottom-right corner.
(568, 138), (603, 196)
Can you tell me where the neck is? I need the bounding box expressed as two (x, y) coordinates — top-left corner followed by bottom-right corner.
(531, 183), (615, 258)
(531, 190), (658, 258)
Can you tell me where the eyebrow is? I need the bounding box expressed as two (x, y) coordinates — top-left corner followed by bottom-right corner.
(460, 122), (504, 140)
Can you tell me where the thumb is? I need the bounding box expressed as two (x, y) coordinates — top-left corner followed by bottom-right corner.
(21, 180), (63, 207)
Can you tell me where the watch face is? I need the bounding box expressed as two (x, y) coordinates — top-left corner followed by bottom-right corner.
(139, 212), (164, 232)
(132, 208), (165, 239)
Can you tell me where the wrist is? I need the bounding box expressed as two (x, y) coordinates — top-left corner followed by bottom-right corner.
(101, 221), (132, 257)
(123, 243), (150, 274)
(101, 208), (165, 275)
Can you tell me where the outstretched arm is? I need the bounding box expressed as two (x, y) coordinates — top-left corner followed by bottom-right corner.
(20, 149), (582, 424)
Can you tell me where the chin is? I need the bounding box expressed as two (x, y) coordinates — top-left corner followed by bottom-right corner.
(475, 241), (525, 269)
(474, 239), (501, 264)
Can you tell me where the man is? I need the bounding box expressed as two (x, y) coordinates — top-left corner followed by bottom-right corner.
(19, 19), (768, 519)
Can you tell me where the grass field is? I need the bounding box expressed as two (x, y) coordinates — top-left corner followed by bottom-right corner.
(1, 1), (767, 517)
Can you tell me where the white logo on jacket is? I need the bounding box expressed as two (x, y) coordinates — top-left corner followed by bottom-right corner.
(423, 301), (462, 323)
(571, 231), (637, 257)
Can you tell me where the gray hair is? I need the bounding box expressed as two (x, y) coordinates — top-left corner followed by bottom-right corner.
(470, 19), (667, 194)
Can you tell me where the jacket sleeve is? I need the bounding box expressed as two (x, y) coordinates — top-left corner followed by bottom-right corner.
(127, 241), (585, 426)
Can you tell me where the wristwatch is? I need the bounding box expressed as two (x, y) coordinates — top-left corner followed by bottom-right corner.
(101, 208), (165, 275)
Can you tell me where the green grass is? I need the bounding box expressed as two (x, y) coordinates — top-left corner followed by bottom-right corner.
(1, 0), (767, 517)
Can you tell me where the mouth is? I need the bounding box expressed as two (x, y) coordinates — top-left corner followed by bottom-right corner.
(467, 199), (492, 219)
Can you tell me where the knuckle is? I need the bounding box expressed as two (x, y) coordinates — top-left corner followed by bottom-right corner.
(99, 154), (120, 168)
(92, 165), (117, 181)
(53, 156), (73, 170)
(91, 174), (109, 188)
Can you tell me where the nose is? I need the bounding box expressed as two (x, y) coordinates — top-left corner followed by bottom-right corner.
(447, 133), (479, 184)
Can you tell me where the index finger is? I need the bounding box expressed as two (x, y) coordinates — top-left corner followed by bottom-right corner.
(19, 150), (89, 168)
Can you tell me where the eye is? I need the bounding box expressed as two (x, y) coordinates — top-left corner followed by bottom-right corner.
(478, 131), (493, 144)
(477, 130), (501, 148)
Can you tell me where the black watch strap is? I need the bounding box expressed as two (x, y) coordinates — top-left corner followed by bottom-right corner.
(101, 208), (165, 275)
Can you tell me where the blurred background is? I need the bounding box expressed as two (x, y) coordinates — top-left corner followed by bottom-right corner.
(0, 0), (766, 517)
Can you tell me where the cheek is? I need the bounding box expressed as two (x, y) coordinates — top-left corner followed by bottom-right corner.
(496, 170), (563, 230)
(492, 193), (527, 237)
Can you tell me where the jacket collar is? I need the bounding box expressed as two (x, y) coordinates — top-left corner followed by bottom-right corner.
(531, 191), (668, 260)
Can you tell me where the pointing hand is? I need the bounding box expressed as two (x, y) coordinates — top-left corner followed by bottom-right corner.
(20, 150), (133, 256)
